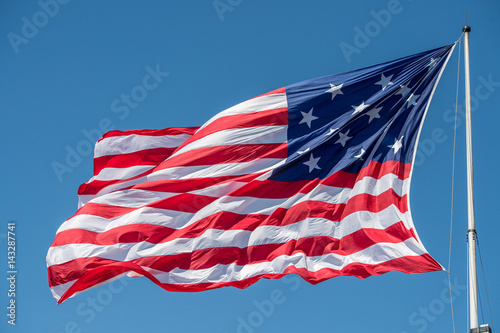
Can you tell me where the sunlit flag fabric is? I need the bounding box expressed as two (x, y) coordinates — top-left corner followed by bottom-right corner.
(47, 44), (455, 304)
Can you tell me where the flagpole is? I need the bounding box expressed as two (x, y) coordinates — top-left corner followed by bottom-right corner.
(462, 25), (479, 333)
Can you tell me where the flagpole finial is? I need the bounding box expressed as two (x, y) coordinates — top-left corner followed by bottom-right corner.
(463, 25), (471, 33)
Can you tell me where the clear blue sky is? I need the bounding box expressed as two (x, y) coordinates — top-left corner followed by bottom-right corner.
(1, 1), (499, 332)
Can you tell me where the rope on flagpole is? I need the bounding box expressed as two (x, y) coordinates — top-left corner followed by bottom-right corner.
(476, 236), (496, 332)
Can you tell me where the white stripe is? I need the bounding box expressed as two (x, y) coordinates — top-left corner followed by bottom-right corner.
(48, 236), (423, 299)
(148, 158), (285, 181)
(91, 165), (155, 182)
(188, 181), (248, 197)
(77, 176), (247, 208)
(67, 174), (408, 233)
(193, 173), (408, 220)
(78, 175), (152, 207)
(78, 156), (274, 207)
(199, 92), (287, 131)
(49, 273), (130, 302)
(49, 280), (76, 302)
(95, 133), (191, 158)
(89, 171), (407, 216)
(58, 207), (195, 233)
(57, 200), (409, 242)
(48, 208), (410, 266)
(78, 195), (94, 208)
(150, 238), (427, 285)
(88, 189), (179, 208)
(171, 125), (287, 158)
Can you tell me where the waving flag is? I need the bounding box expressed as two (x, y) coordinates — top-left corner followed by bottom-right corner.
(47, 44), (455, 304)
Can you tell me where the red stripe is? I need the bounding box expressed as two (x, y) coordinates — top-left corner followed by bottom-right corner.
(93, 147), (176, 175)
(153, 254), (442, 292)
(48, 257), (120, 289)
(72, 192), (218, 220)
(147, 193), (217, 213)
(78, 168), (152, 196)
(71, 202), (136, 219)
(56, 263), (135, 304)
(78, 172), (256, 197)
(49, 221), (417, 288)
(52, 253), (441, 304)
(154, 143), (287, 169)
(79, 159), (410, 198)
(133, 174), (258, 192)
(55, 188), (408, 247)
(91, 109), (287, 184)
(98, 127), (199, 142)
(229, 160), (410, 199)
(75, 166), (407, 221)
(79, 142), (282, 196)
(355, 159), (411, 181)
(72, 187), (406, 232)
(174, 108), (288, 156)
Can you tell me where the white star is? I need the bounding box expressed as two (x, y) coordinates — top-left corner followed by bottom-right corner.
(406, 93), (420, 107)
(354, 148), (366, 159)
(335, 130), (352, 147)
(303, 153), (321, 173)
(325, 127), (339, 136)
(396, 84), (411, 97)
(427, 58), (438, 70)
(297, 147), (310, 155)
(388, 136), (404, 154)
(325, 83), (344, 100)
(364, 107), (382, 123)
(299, 108), (318, 128)
(352, 101), (370, 115)
(375, 73), (394, 91)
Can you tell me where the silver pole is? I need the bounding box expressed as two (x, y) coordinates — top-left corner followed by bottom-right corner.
(463, 25), (479, 332)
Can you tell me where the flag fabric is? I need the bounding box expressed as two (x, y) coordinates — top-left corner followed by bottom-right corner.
(47, 44), (455, 304)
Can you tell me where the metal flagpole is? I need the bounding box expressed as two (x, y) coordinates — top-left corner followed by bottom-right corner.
(462, 25), (486, 333)
(463, 24), (492, 333)
(462, 24), (478, 332)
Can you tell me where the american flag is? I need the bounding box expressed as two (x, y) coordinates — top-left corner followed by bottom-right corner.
(47, 44), (455, 304)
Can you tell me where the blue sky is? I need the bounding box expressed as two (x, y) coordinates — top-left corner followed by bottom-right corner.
(1, 1), (499, 332)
